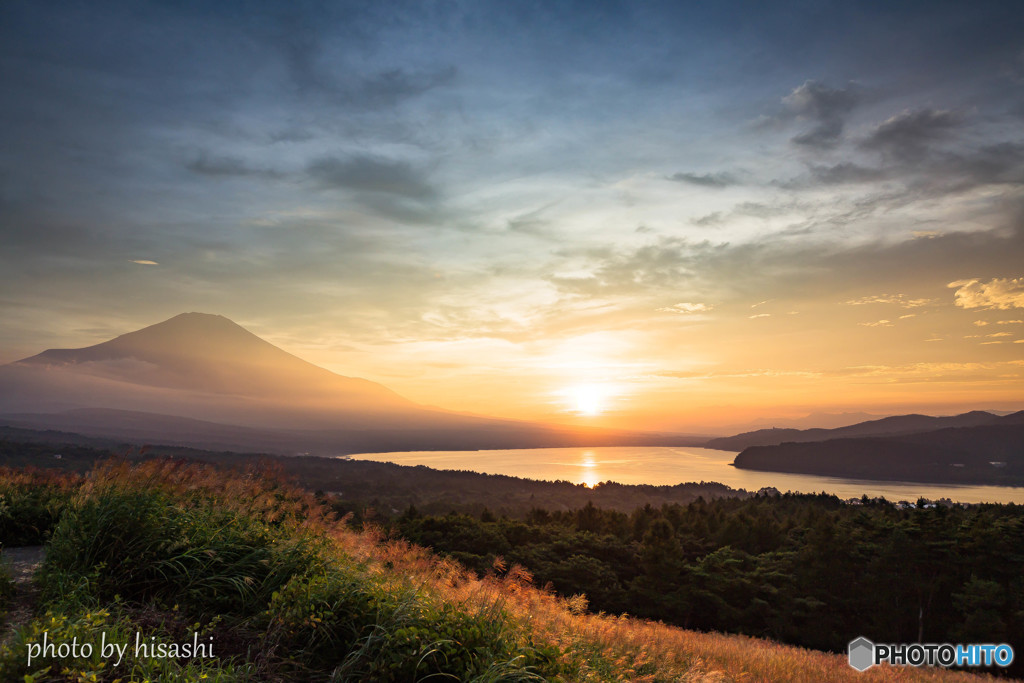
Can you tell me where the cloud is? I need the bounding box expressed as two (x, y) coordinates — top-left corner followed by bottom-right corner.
(262, 6), (456, 109)
(748, 313), (771, 319)
(656, 368), (820, 381)
(690, 212), (724, 227)
(948, 277), (1024, 309)
(781, 80), (863, 149)
(861, 108), (963, 161)
(186, 154), (283, 180)
(844, 294), (934, 308)
(807, 162), (886, 185)
(790, 140), (1024, 196)
(998, 319), (1024, 324)
(130, 260), (158, 265)
(307, 155), (436, 199)
(668, 171), (738, 188)
(860, 320), (894, 327)
(349, 67), (458, 109)
(657, 302), (712, 314)
(548, 238), (697, 297)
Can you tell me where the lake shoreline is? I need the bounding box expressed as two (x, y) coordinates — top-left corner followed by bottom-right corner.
(348, 446), (1024, 505)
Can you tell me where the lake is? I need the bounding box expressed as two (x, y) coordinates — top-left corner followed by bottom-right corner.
(348, 445), (1024, 504)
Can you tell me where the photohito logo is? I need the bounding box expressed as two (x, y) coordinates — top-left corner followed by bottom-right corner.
(848, 637), (1014, 671)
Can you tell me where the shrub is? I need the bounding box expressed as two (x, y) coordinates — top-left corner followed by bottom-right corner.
(41, 460), (330, 618)
(0, 468), (80, 546)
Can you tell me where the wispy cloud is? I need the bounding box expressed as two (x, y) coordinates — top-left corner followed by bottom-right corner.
(845, 294), (933, 308)
(861, 108), (964, 162)
(781, 80), (864, 149)
(668, 171), (738, 188)
(657, 302), (712, 314)
(130, 260), (159, 265)
(948, 277), (1024, 309)
(307, 155), (435, 199)
(186, 154), (283, 180)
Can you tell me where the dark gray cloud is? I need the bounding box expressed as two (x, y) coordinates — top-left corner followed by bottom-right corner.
(352, 67), (458, 109)
(861, 108), (964, 161)
(937, 143), (1024, 187)
(807, 162), (888, 185)
(783, 118), (1023, 199)
(691, 212), (724, 227)
(307, 155), (436, 199)
(186, 155), (284, 180)
(668, 171), (738, 188)
(782, 80), (864, 149)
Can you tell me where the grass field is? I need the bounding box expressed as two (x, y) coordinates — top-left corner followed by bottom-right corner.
(0, 459), (1012, 682)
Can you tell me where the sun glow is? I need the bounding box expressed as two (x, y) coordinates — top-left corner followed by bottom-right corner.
(563, 384), (613, 417)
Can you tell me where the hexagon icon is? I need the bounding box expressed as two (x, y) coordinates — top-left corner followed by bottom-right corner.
(848, 637), (875, 672)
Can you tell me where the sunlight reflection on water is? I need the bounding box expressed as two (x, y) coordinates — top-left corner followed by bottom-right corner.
(348, 446), (1024, 504)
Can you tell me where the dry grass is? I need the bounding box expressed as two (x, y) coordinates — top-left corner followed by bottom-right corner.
(331, 524), (1011, 683)
(3, 459), (1013, 682)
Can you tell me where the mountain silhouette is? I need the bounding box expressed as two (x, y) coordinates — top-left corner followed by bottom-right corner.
(704, 410), (1002, 451)
(17, 312), (410, 407)
(0, 313), (694, 454)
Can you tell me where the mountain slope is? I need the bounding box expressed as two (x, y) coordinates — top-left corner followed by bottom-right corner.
(732, 413), (1024, 485)
(704, 410), (1001, 451)
(0, 313), (699, 452)
(16, 312), (410, 406)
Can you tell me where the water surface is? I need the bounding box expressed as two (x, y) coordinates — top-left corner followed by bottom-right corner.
(348, 446), (1024, 504)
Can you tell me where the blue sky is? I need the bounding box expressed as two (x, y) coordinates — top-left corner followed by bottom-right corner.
(2, 0), (1023, 429)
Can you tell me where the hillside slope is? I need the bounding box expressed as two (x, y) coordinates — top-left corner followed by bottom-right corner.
(705, 410), (1003, 451)
(733, 419), (1024, 485)
(0, 460), (1008, 682)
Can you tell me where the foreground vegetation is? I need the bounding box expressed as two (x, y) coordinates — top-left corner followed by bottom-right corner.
(0, 458), (1013, 681)
(392, 494), (1024, 674)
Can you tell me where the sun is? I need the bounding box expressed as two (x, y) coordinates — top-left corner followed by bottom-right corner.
(565, 384), (608, 417)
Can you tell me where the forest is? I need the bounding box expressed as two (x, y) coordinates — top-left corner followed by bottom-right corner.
(3, 434), (1021, 677)
(382, 493), (1024, 676)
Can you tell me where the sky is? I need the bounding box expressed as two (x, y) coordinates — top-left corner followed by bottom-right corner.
(2, 0), (1023, 432)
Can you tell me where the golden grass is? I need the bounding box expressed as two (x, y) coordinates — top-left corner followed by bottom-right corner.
(5, 459), (1012, 682)
(331, 524), (1011, 683)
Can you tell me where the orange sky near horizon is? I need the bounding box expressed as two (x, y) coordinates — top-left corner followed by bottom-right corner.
(1, 3), (1022, 434)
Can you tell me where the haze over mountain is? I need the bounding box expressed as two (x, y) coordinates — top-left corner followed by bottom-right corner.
(0, 313), (696, 454)
(14, 312), (410, 410)
(704, 410), (1004, 451)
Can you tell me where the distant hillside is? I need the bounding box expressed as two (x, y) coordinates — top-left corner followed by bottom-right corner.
(0, 430), (742, 516)
(705, 410), (1002, 451)
(733, 416), (1024, 486)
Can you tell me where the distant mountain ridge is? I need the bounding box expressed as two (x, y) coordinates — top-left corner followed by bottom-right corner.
(731, 412), (1024, 486)
(704, 410), (1003, 451)
(0, 312), (700, 454)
